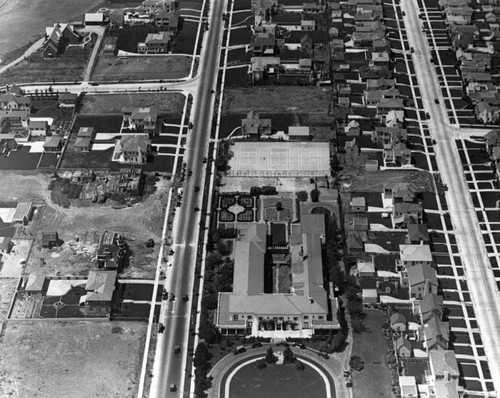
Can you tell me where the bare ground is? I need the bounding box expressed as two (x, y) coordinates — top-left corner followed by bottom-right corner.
(0, 172), (169, 278)
(0, 278), (18, 324)
(80, 92), (186, 115)
(0, 321), (146, 398)
(340, 170), (434, 193)
(222, 86), (331, 114)
(92, 54), (191, 82)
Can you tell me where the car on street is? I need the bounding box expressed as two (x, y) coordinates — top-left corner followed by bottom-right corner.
(159, 323), (165, 333)
(170, 383), (177, 392)
(203, 157), (207, 163)
(194, 207), (200, 212)
(293, 342), (306, 349)
(426, 112), (430, 119)
(182, 295), (189, 302)
(251, 342), (263, 348)
(434, 98), (439, 104)
(234, 345), (246, 354)
(169, 293), (176, 301)
(174, 345), (181, 354)
(194, 186), (200, 192)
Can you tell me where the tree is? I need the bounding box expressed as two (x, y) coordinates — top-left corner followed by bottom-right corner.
(283, 346), (296, 364)
(296, 361), (306, 371)
(276, 201), (283, 211)
(256, 358), (267, 369)
(349, 355), (365, 371)
(265, 347), (278, 364)
(330, 331), (346, 352)
(296, 191), (308, 201)
(310, 188), (320, 202)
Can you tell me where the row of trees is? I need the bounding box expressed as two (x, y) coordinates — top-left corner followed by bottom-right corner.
(193, 342), (213, 398)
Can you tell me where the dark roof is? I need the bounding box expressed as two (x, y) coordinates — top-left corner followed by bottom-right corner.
(407, 223), (429, 242)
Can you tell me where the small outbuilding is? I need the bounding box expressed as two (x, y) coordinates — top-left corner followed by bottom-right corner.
(25, 274), (46, 295)
(42, 231), (59, 249)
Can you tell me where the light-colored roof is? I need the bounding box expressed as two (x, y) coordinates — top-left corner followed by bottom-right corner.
(118, 134), (151, 152)
(12, 201), (32, 222)
(419, 293), (443, 318)
(77, 127), (94, 137)
(407, 264), (438, 287)
(399, 244), (432, 263)
(75, 137), (91, 148)
(351, 196), (366, 207)
(233, 223), (267, 295)
(390, 312), (406, 326)
(399, 376), (418, 397)
(43, 136), (62, 148)
(26, 274), (45, 292)
(429, 350), (459, 377)
(145, 31), (172, 44)
(29, 120), (48, 129)
(85, 13), (104, 22)
(288, 126), (310, 136)
(86, 270), (117, 301)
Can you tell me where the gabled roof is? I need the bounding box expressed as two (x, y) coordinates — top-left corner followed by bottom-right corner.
(75, 137), (91, 148)
(407, 223), (429, 242)
(86, 270), (117, 301)
(429, 350), (459, 377)
(77, 127), (95, 137)
(407, 264), (438, 288)
(117, 134), (151, 152)
(400, 245), (432, 263)
(425, 313), (449, 348)
(26, 274), (45, 292)
(390, 312), (406, 326)
(43, 136), (62, 148)
(28, 120), (48, 129)
(351, 196), (366, 207)
(419, 293), (443, 321)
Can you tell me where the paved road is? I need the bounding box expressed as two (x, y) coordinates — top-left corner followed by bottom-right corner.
(402, 0), (500, 392)
(148, 0), (226, 396)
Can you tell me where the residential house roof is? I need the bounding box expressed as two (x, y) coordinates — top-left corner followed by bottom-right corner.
(43, 136), (62, 148)
(425, 313), (450, 350)
(85, 13), (105, 23)
(419, 293), (444, 321)
(351, 196), (366, 208)
(75, 137), (91, 148)
(25, 274), (45, 292)
(117, 134), (151, 153)
(400, 245), (433, 263)
(407, 223), (429, 243)
(377, 98), (404, 109)
(390, 312), (406, 327)
(77, 127), (95, 138)
(28, 120), (48, 130)
(86, 270), (117, 301)
(429, 350), (459, 377)
(12, 201), (32, 223)
(395, 335), (412, 354)
(392, 182), (416, 202)
(407, 264), (438, 288)
(399, 376), (418, 398)
(0, 93), (31, 107)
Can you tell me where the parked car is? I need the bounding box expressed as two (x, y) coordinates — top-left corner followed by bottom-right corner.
(194, 186), (200, 192)
(426, 112), (430, 119)
(251, 342), (263, 348)
(234, 345), (246, 355)
(170, 383), (177, 392)
(174, 345), (181, 354)
(203, 157), (207, 163)
(293, 342), (306, 349)
(434, 98), (439, 104)
(182, 295), (189, 302)
(158, 323), (165, 333)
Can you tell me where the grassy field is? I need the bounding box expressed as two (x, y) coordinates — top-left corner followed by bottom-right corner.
(0, 172), (168, 278)
(222, 86), (331, 114)
(230, 362), (326, 398)
(0, 52), (88, 85)
(0, 0), (104, 57)
(342, 170), (434, 193)
(80, 92), (186, 115)
(351, 309), (393, 398)
(0, 321), (146, 398)
(92, 54), (191, 82)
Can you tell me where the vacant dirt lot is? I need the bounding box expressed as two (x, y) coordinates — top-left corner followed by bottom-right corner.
(0, 0), (103, 57)
(0, 278), (18, 325)
(222, 86), (331, 114)
(0, 321), (146, 398)
(80, 92), (186, 115)
(0, 172), (169, 278)
(92, 54), (191, 82)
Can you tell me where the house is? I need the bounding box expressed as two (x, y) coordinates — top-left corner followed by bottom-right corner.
(300, 34), (314, 55)
(85, 13), (106, 26)
(345, 120), (360, 136)
(12, 201), (33, 225)
(0, 236), (13, 254)
(352, 216), (368, 231)
(83, 270), (117, 316)
(241, 111), (272, 136)
(407, 223), (429, 244)
(251, 32), (276, 56)
(142, 0), (176, 14)
(0, 93), (31, 111)
(384, 181), (416, 201)
(350, 196), (366, 212)
(377, 98), (404, 120)
(399, 376), (418, 398)
(74, 137), (91, 152)
(250, 56), (281, 83)
(485, 129), (500, 152)
(97, 231), (120, 270)
(25, 274), (46, 295)
(137, 31), (173, 53)
(41, 231), (59, 249)
(122, 107), (159, 133)
(347, 234), (364, 253)
(28, 120), (49, 137)
(407, 264), (438, 300)
(345, 137), (359, 160)
(354, 260), (375, 277)
(385, 110), (405, 128)
(371, 51), (390, 68)
(390, 312), (406, 332)
(385, 142), (411, 166)
(398, 245), (433, 268)
(475, 102), (500, 124)
(393, 202), (423, 227)
(425, 313), (450, 350)
(428, 350), (461, 398)
(58, 93), (78, 108)
(43, 23), (82, 58)
(0, 109), (30, 130)
(113, 134), (151, 164)
(417, 293), (444, 323)
(154, 10), (180, 31)
(43, 136), (63, 152)
(77, 127), (96, 140)
(395, 336), (412, 358)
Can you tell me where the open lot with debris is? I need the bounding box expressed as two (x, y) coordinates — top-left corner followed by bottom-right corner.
(0, 172), (168, 278)
(92, 54), (191, 82)
(0, 321), (146, 398)
(80, 92), (186, 115)
(222, 86), (331, 114)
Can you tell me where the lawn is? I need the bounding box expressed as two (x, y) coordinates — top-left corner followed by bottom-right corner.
(223, 86), (331, 114)
(0, 0), (103, 56)
(229, 361), (326, 398)
(80, 93), (186, 115)
(351, 309), (393, 398)
(0, 321), (146, 398)
(92, 54), (191, 82)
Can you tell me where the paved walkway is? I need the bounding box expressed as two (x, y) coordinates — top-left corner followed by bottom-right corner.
(208, 344), (353, 398)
